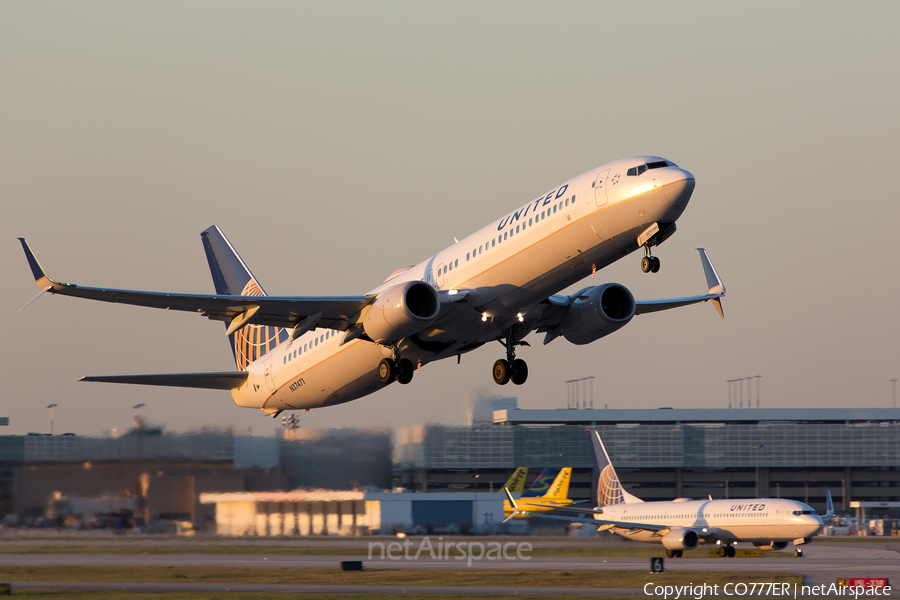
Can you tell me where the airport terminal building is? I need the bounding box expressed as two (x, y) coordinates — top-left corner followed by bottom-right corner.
(395, 407), (900, 516)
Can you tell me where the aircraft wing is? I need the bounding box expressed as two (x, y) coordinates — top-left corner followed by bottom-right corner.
(634, 248), (725, 318)
(534, 248), (725, 341)
(503, 488), (667, 530)
(19, 239), (370, 331)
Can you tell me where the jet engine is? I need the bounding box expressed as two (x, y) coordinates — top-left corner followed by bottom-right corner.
(559, 283), (635, 345)
(661, 527), (700, 551)
(363, 281), (441, 345)
(754, 541), (788, 551)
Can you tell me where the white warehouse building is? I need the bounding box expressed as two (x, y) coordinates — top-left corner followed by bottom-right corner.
(199, 489), (504, 536)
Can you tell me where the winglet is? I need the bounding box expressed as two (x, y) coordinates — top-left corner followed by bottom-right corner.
(18, 238), (69, 292)
(503, 487), (522, 523)
(822, 488), (834, 522)
(697, 248), (725, 320)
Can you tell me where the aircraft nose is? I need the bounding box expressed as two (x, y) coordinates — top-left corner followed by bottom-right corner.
(662, 168), (695, 209)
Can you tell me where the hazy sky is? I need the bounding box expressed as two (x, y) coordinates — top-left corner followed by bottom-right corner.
(3, 1), (900, 437)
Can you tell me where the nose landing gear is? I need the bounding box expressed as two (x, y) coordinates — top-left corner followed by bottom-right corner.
(641, 249), (660, 273)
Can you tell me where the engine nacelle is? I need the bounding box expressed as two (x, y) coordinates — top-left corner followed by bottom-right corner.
(661, 527), (700, 551)
(559, 283), (636, 345)
(754, 541), (788, 551)
(363, 281), (441, 345)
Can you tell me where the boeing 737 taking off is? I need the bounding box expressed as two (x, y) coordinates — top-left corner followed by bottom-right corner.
(20, 156), (725, 417)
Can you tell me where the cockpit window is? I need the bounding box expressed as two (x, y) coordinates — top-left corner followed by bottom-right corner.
(627, 160), (678, 176)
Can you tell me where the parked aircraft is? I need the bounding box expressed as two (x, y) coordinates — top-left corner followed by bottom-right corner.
(505, 431), (832, 557)
(20, 156), (725, 417)
(504, 468), (574, 519)
(521, 468), (560, 497)
(502, 468), (529, 494)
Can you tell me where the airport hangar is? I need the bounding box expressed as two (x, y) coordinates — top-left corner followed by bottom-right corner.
(395, 407), (900, 517)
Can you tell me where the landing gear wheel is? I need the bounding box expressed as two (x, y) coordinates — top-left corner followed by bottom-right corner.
(492, 359), (511, 385)
(650, 256), (660, 273)
(675, 550), (683, 558)
(718, 546), (728, 557)
(377, 359), (396, 384)
(726, 546), (736, 558)
(641, 256), (652, 273)
(794, 547), (803, 558)
(396, 358), (414, 385)
(666, 549), (675, 558)
(511, 359), (528, 385)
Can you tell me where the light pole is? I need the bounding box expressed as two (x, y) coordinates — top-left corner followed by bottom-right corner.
(892, 379), (897, 409)
(755, 376), (762, 408)
(47, 404), (58, 435)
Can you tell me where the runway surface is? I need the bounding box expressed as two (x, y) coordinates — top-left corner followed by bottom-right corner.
(1, 542), (898, 595)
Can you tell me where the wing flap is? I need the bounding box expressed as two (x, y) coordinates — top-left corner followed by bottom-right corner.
(80, 372), (249, 390)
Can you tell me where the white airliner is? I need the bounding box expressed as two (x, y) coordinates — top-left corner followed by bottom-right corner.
(505, 431), (833, 558)
(20, 156), (725, 418)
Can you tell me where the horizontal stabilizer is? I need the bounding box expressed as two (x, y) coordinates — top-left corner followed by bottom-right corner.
(79, 372), (248, 390)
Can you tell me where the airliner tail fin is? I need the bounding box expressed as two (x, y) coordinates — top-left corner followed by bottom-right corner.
(201, 225), (287, 369)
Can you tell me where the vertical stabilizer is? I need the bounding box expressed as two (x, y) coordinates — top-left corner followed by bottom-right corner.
(502, 468), (529, 494)
(201, 225), (288, 369)
(522, 468), (560, 497)
(545, 467), (572, 499)
(591, 431), (643, 506)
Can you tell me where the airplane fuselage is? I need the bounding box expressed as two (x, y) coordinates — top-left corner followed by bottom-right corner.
(600, 498), (823, 546)
(233, 156), (695, 412)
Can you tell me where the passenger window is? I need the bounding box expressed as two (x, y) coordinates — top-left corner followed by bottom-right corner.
(529, 218), (533, 226)
(454, 259), (458, 267)
(565, 198), (569, 207)
(449, 263), (452, 271)
(503, 232), (508, 240)
(552, 205), (557, 214)
(492, 239), (496, 247)
(516, 225), (520, 233)
(466, 252), (470, 261)
(314, 338), (318, 346)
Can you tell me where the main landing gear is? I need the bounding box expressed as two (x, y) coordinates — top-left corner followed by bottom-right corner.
(378, 346), (414, 385)
(665, 549), (684, 558)
(718, 545), (736, 557)
(492, 328), (528, 386)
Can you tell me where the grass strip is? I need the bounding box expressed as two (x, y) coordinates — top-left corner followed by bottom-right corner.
(0, 566), (802, 588)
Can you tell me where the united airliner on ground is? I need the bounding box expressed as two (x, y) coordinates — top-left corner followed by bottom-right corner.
(20, 156), (725, 417)
(505, 431), (832, 558)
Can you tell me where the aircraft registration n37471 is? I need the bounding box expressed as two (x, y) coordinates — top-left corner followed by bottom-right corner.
(20, 156), (725, 418)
